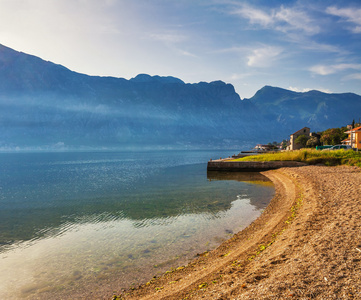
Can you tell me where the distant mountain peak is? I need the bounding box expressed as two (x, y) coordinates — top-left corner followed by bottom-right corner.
(130, 74), (184, 84)
(259, 85), (297, 94)
(244, 85), (297, 102)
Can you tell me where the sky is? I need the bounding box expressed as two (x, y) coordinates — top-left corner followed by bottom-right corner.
(0, 0), (361, 99)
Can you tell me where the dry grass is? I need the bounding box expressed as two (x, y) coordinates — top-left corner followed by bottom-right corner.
(232, 149), (361, 167)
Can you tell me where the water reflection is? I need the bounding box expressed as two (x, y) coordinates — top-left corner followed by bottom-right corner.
(207, 171), (274, 210)
(207, 170), (272, 183)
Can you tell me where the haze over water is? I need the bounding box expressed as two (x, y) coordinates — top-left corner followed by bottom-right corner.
(0, 150), (274, 299)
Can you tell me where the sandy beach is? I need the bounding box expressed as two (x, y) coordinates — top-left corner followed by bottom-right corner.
(118, 165), (361, 299)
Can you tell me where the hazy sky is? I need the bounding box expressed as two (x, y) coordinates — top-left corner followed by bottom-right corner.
(1, 0), (361, 98)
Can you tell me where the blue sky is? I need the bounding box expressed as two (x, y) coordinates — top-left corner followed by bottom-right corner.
(0, 0), (360, 98)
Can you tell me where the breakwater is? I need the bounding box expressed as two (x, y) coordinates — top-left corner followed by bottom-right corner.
(207, 159), (307, 172)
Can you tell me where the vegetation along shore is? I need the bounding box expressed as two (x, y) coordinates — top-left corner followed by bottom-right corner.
(232, 149), (361, 168)
(112, 151), (361, 299)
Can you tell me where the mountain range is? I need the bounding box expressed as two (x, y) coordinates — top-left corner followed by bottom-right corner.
(1, 43), (360, 151)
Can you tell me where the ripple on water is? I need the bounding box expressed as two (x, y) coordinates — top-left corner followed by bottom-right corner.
(0, 151), (274, 299)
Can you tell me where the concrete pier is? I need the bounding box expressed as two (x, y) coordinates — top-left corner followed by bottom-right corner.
(207, 160), (307, 172)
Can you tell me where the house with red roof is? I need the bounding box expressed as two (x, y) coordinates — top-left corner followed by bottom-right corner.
(343, 126), (361, 150)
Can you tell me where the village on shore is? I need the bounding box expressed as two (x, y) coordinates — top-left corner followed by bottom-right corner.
(208, 122), (361, 172)
(249, 122), (361, 153)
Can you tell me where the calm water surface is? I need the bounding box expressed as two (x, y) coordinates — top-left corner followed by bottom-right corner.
(0, 151), (274, 299)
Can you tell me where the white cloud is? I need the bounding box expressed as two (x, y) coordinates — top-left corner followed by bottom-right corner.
(288, 86), (312, 93)
(177, 50), (197, 57)
(288, 86), (332, 93)
(230, 73), (249, 80)
(148, 32), (196, 58)
(300, 40), (347, 55)
(232, 4), (320, 35)
(354, 26), (361, 33)
(232, 5), (273, 27)
(326, 6), (361, 33)
(275, 6), (320, 35)
(309, 65), (334, 76)
(210, 46), (246, 54)
(343, 73), (361, 81)
(149, 33), (188, 44)
(310, 63), (361, 75)
(247, 46), (283, 67)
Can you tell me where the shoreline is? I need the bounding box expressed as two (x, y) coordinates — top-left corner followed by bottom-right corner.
(118, 165), (361, 299)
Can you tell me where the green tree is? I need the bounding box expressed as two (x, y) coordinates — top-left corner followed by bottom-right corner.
(295, 134), (309, 148)
(281, 139), (288, 150)
(267, 142), (279, 150)
(306, 136), (321, 148)
(320, 128), (348, 145)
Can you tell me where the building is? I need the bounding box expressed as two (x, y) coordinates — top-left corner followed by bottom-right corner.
(254, 144), (277, 151)
(343, 126), (361, 150)
(287, 127), (310, 150)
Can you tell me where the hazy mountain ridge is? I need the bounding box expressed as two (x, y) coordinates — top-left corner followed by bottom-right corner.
(249, 86), (361, 130)
(1, 44), (360, 150)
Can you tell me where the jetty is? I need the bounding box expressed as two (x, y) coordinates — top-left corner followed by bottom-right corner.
(207, 158), (306, 172)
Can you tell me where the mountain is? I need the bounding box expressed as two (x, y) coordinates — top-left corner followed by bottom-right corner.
(248, 86), (361, 131)
(0, 44), (360, 151)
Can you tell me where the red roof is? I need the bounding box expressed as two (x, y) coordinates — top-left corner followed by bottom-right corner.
(346, 125), (361, 133)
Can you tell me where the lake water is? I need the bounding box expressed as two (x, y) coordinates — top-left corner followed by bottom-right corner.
(0, 150), (274, 299)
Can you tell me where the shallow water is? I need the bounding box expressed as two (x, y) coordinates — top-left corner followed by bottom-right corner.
(0, 151), (274, 299)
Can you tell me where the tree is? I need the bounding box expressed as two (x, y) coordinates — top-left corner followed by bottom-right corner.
(267, 142), (279, 150)
(295, 134), (309, 148)
(320, 128), (348, 145)
(306, 136), (321, 148)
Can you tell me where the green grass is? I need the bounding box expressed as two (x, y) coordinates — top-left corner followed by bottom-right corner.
(231, 149), (361, 167)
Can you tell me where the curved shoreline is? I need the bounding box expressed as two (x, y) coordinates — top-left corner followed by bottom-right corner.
(119, 165), (361, 299)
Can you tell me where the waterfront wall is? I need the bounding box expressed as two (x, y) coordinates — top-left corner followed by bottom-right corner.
(207, 160), (307, 172)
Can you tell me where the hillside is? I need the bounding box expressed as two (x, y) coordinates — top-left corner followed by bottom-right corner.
(248, 86), (361, 131)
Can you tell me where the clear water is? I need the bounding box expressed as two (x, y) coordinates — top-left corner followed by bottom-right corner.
(0, 150), (274, 299)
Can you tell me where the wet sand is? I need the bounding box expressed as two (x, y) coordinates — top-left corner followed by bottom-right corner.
(118, 165), (361, 299)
